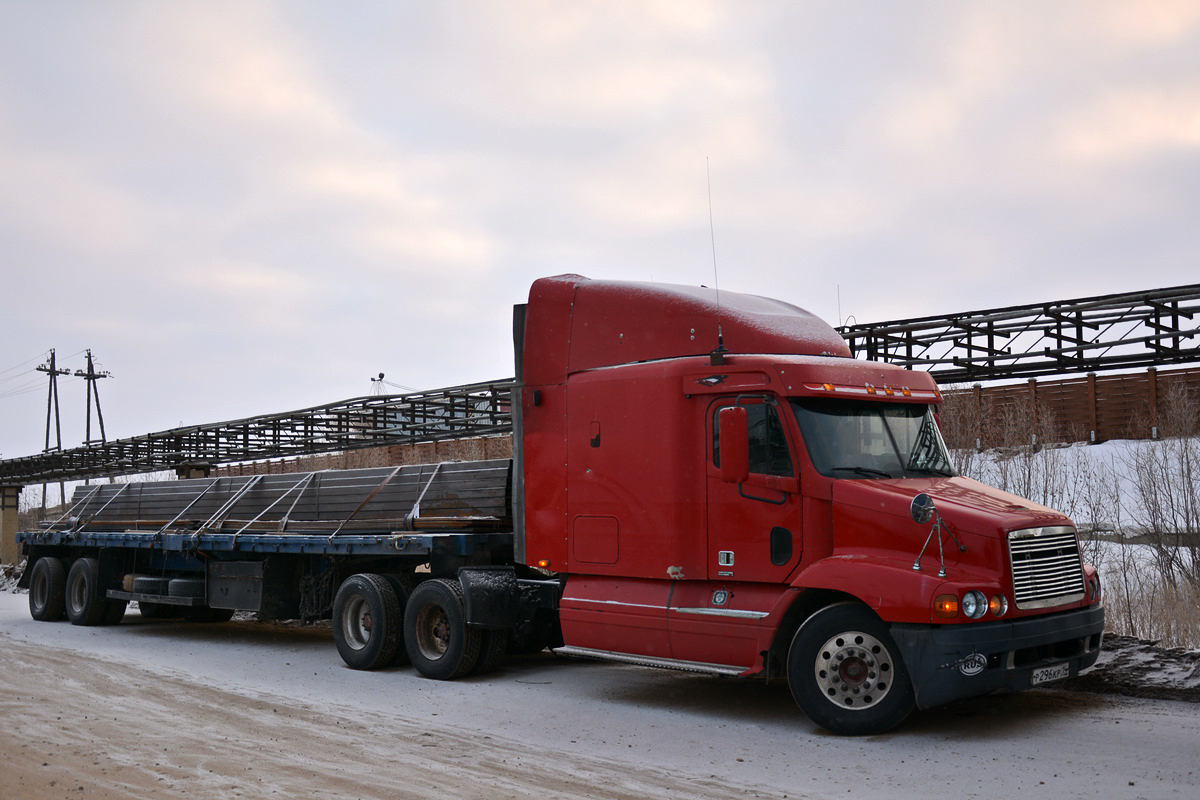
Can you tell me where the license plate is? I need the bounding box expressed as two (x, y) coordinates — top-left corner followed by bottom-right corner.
(1032, 662), (1070, 685)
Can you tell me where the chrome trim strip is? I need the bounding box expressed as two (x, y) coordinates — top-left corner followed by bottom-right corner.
(553, 645), (746, 676)
(671, 607), (770, 619)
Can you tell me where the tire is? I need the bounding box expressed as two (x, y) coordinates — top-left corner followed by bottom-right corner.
(382, 574), (416, 666)
(787, 603), (915, 736)
(29, 557), (67, 622)
(133, 576), (171, 595)
(469, 628), (509, 676)
(333, 574), (403, 670)
(168, 578), (206, 599)
(404, 578), (481, 680)
(101, 598), (128, 625)
(65, 558), (108, 626)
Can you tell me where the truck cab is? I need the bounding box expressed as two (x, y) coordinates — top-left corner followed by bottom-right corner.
(516, 275), (1103, 734)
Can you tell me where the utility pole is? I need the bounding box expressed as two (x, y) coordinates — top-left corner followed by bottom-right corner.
(36, 349), (70, 511)
(75, 349), (111, 445)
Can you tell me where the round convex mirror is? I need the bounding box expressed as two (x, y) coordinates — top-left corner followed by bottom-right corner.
(910, 492), (936, 524)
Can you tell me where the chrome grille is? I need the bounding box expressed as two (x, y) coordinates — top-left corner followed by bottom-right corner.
(1008, 526), (1086, 609)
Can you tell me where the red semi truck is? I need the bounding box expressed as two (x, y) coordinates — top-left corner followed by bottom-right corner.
(18, 274), (1104, 735)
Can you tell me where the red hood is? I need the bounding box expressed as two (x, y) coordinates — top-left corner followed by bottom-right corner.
(828, 477), (1073, 573)
(836, 476), (1070, 535)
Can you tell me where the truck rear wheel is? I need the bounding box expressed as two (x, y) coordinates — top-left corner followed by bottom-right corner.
(404, 578), (481, 680)
(469, 629), (509, 676)
(787, 603), (914, 736)
(101, 598), (128, 624)
(65, 558), (111, 626)
(333, 574), (404, 670)
(29, 557), (67, 621)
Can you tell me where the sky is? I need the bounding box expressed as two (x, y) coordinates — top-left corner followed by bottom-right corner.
(1, 0), (1199, 461)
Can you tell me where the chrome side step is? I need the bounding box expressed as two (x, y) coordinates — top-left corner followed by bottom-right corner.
(552, 645), (746, 677)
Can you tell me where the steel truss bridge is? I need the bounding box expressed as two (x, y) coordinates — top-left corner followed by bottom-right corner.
(3, 284), (1198, 485)
(837, 284), (1200, 384)
(0, 381), (512, 484)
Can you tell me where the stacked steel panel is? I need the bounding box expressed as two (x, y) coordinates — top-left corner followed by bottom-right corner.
(59, 460), (513, 536)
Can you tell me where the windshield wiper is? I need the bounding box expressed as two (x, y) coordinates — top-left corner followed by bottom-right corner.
(831, 466), (893, 479)
(906, 466), (955, 477)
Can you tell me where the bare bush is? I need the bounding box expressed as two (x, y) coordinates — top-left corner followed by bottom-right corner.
(949, 381), (1200, 647)
(1120, 384), (1200, 592)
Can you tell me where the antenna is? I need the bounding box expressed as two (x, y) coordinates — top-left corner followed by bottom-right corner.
(707, 158), (728, 367)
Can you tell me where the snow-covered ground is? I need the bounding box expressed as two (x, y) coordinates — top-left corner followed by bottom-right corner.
(2, 588), (1199, 800)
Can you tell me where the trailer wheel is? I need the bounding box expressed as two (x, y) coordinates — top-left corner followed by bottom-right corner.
(382, 575), (417, 666)
(65, 558), (109, 626)
(787, 603), (915, 736)
(333, 574), (403, 670)
(405, 578), (481, 680)
(29, 557), (67, 622)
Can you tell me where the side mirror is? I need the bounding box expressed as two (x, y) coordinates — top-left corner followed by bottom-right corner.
(719, 406), (750, 484)
(910, 493), (936, 524)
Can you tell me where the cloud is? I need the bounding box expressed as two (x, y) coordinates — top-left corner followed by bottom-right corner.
(1054, 84), (1200, 162)
(3, 1), (1200, 461)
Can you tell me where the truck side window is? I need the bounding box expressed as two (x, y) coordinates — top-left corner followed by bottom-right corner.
(713, 403), (794, 477)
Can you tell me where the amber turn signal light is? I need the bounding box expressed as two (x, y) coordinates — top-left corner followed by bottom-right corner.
(934, 594), (959, 618)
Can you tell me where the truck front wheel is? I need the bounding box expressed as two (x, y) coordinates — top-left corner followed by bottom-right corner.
(29, 557), (67, 621)
(787, 603), (915, 736)
(404, 578), (481, 680)
(332, 574), (404, 670)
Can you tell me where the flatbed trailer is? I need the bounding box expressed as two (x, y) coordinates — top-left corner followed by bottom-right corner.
(16, 275), (1104, 735)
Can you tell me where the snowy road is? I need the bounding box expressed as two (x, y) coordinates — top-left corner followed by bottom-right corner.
(1, 591), (1196, 800)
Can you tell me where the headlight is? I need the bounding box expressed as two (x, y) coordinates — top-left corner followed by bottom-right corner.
(962, 590), (988, 619)
(989, 594), (1009, 617)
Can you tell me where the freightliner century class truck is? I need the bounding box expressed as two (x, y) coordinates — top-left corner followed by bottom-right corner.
(17, 274), (1105, 735)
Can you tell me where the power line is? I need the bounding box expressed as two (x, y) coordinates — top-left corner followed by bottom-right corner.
(0, 352), (50, 379)
(0, 375), (60, 400)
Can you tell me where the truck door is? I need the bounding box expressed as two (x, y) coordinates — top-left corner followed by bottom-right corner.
(705, 397), (802, 582)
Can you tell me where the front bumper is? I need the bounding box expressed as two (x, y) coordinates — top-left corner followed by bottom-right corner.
(889, 604), (1105, 709)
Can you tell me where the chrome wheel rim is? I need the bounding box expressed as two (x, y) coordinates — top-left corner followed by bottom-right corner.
(814, 630), (894, 710)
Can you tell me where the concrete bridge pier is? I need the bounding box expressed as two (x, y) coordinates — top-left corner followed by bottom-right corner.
(1, 485), (22, 565)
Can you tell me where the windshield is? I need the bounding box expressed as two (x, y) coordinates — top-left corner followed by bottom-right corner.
(790, 398), (956, 479)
